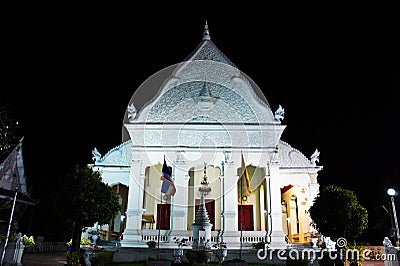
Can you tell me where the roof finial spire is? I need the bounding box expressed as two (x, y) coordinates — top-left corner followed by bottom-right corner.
(202, 20), (211, 41)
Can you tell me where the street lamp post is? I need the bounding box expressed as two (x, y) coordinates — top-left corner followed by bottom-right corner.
(387, 188), (400, 246)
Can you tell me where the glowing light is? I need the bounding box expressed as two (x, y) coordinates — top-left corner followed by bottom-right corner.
(387, 188), (396, 196)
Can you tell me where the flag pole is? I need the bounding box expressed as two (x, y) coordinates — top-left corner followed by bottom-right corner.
(158, 155), (165, 250)
(240, 152), (243, 260)
(158, 191), (162, 250)
(1, 187), (18, 265)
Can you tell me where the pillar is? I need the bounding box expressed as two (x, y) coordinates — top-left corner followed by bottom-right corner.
(170, 151), (189, 237)
(267, 164), (287, 249)
(121, 154), (146, 247)
(221, 152), (240, 245)
(308, 172), (320, 233)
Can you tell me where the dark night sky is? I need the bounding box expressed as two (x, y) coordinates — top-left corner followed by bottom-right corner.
(1, 6), (399, 242)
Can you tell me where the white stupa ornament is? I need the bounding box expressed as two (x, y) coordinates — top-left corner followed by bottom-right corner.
(191, 163), (213, 250)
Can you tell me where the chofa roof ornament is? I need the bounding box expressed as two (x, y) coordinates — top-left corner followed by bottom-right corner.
(274, 104), (285, 123)
(310, 149), (320, 166)
(127, 103), (137, 122)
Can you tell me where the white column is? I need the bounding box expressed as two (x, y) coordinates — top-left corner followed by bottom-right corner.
(170, 153), (189, 237)
(308, 172), (320, 207)
(308, 172), (320, 233)
(219, 166), (225, 242)
(221, 156), (240, 246)
(121, 156), (146, 247)
(268, 164), (287, 249)
(260, 183), (266, 231)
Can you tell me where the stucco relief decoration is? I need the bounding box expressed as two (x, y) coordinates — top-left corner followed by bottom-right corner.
(176, 130), (233, 147)
(146, 81), (259, 123)
(278, 141), (312, 167)
(248, 132), (262, 147)
(144, 131), (162, 146)
(129, 59), (275, 125)
(192, 44), (223, 62)
(192, 81), (219, 112)
(94, 142), (132, 166)
(177, 60), (233, 85)
(103, 149), (125, 165)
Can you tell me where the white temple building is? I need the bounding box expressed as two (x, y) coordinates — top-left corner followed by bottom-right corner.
(89, 23), (323, 249)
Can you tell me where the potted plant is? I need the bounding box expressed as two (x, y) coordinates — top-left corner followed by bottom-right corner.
(66, 250), (82, 266)
(252, 240), (268, 250)
(310, 231), (319, 248)
(173, 237), (188, 263)
(213, 241), (228, 263)
(67, 236), (91, 251)
(0, 232), (35, 265)
(146, 240), (157, 248)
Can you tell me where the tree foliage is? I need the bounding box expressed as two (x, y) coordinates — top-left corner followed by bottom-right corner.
(0, 105), (20, 161)
(309, 185), (368, 241)
(62, 164), (120, 251)
(0, 105), (21, 221)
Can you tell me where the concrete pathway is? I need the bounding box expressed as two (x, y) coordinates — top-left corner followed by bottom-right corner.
(22, 252), (67, 265)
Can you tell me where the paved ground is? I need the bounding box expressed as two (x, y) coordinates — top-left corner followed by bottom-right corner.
(22, 252), (67, 265)
(21, 252), (388, 266)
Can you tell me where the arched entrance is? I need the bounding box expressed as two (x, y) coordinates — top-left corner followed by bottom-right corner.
(237, 164), (267, 232)
(281, 184), (311, 244)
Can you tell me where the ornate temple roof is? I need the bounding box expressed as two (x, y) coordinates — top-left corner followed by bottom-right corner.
(184, 21), (236, 67)
(278, 141), (320, 168)
(94, 139), (320, 169)
(91, 140), (132, 166)
(127, 22), (276, 125)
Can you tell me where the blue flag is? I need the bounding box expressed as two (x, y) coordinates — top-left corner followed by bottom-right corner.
(160, 158), (176, 196)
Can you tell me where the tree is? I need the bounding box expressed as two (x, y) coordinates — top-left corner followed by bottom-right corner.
(62, 164), (120, 252)
(309, 185), (368, 241)
(0, 105), (22, 229)
(0, 105), (20, 161)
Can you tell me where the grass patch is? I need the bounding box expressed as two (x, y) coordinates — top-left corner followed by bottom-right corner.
(91, 250), (115, 265)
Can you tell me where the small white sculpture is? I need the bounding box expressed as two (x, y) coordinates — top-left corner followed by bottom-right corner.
(175, 150), (185, 163)
(310, 149), (320, 166)
(274, 105), (285, 123)
(223, 150), (233, 163)
(383, 237), (393, 247)
(324, 236), (336, 251)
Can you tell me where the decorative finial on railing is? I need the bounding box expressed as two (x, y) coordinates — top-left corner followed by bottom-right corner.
(202, 20), (211, 41)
